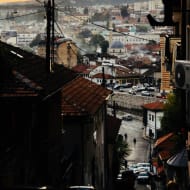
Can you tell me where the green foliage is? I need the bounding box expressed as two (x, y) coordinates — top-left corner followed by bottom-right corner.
(83, 7), (89, 15)
(112, 135), (131, 177)
(90, 12), (109, 22)
(120, 5), (129, 18)
(100, 40), (109, 54)
(161, 92), (185, 134)
(89, 34), (109, 53)
(136, 25), (149, 33)
(78, 29), (92, 38)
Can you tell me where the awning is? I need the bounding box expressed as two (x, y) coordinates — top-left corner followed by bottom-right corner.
(166, 148), (188, 167)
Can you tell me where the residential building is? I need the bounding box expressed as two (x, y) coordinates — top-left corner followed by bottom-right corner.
(142, 101), (165, 139)
(147, 0), (190, 187)
(37, 37), (78, 68)
(17, 33), (37, 46)
(0, 40), (78, 188)
(61, 76), (112, 190)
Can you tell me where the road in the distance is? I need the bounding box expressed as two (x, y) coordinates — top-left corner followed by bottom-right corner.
(116, 112), (151, 190)
(117, 112), (150, 164)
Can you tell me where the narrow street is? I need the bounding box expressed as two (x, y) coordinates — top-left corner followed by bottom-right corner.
(116, 111), (151, 190)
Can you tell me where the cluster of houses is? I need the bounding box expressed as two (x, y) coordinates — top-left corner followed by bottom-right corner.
(0, 40), (122, 190)
(1, 1), (190, 190)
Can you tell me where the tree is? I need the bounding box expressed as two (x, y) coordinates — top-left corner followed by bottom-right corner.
(100, 40), (109, 54)
(161, 92), (185, 135)
(120, 5), (129, 18)
(78, 29), (92, 38)
(112, 134), (131, 178)
(89, 34), (109, 53)
(83, 7), (89, 15)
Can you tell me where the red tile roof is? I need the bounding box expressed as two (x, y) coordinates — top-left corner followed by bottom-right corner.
(142, 101), (165, 111)
(61, 77), (112, 116)
(92, 73), (113, 79)
(72, 64), (97, 74)
(154, 133), (178, 161)
(154, 132), (174, 147)
(159, 150), (173, 161)
(72, 64), (89, 73)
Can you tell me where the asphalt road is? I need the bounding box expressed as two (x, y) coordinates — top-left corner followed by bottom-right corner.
(116, 111), (151, 190)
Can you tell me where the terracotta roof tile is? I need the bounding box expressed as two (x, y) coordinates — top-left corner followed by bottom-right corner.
(154, 133), (179, 161)
(154, 132), (174, 147)
(142, 101), (165, 111)
(61, 77), (112, 116)
(159, 150), (173, 161)
(92, 73), (113, 79)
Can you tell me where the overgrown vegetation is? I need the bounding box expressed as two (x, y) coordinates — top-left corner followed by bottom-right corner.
(112, 134), (131, 178)
(160, 91), (185, 136)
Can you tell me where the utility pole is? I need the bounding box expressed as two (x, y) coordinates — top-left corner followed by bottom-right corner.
(45, 0), (55, 73)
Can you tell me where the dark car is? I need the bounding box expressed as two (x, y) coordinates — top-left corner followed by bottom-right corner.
(122, 114), (133, 121)
(115, 170), (136, 190)
(2, 186), (54, 190)
(136, 171), (150, 184)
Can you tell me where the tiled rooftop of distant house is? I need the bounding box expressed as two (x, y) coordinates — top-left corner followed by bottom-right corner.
(142, 101), (165, 111)
(61, 77), (112, 116)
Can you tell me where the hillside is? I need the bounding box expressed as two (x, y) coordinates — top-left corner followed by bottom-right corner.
(0, 0), (147, 6)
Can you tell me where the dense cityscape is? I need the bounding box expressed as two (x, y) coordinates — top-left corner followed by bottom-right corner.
(0, 0), (189, 190)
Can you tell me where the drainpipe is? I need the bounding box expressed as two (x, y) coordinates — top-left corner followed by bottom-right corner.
(154, 112), (157, 139)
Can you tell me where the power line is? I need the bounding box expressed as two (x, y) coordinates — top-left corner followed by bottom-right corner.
(57, 9), (158, 43)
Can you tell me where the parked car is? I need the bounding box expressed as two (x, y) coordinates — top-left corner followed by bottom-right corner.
(128, 163), (138, 172)
(2, 186), (54, 190)
(136, 163), (151, 171)
(141, 91), (154, 97)
(115, 170), (136, 189)
(128, 89), (136, 95)
(122, 114), (133, 121)
(136, 171), (150, 184)
(67, 186), (95, 190)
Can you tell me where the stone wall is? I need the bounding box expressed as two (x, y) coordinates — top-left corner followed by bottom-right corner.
(108, 93), (158, 116)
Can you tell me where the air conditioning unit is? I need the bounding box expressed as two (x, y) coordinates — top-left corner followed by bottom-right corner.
(175, 60), (190, 89)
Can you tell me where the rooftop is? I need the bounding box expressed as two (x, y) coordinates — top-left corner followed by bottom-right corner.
(61, 77), (112, 116)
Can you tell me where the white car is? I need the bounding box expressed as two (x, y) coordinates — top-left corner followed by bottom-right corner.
(136, 162), (151, 172)
(128, 89), (136, 95)
(141, 91), (154, 97)
(137, 171), (150, 184)
(67, 186), (95, 190)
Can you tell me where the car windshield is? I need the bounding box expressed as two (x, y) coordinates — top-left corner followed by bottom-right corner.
(139, 172), (148, 176)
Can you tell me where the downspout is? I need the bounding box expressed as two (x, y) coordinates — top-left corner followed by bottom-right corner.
(104, 99), (108, 190)
(154, 112), (157, 139)
(81, 122), (84, 184)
